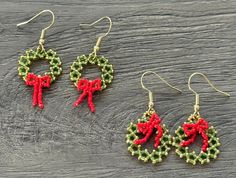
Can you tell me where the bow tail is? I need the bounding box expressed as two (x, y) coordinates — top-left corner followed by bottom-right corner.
(87, 92), (95, 112)
(37, 82), (44, 109)
(73, 91), (87, 107)
(200, 130), (209, 152)
(154, 125), (163, 148)
(26, 74), (39, 107)
(32, 83), (39, 107)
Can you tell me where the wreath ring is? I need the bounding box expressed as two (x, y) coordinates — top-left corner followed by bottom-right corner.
(126, 111), (172, 164)
(18, 48), (62, 82)
(172, 114), (220, 165)
(70, 55), (114, 90)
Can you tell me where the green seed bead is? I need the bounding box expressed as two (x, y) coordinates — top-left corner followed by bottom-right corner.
(19, 56), (31, 66)
(101, 79), (107, 89)
(18, 66), (29, 77)
(36, 48), (46, 58)
(77, 55), (88, 65)
(50, 56), (62, 66)
(97, 56), (108, 67)
(186, 152), (197, 165)
(102, 64), (113, 74)
(102, 73), (113, 83)
(46, 49), (56, 58)
(26, 49), (36, 59)
(71, 62), (83, 71)
(50, 66), (62, 76)
(70, 70), (81, 83)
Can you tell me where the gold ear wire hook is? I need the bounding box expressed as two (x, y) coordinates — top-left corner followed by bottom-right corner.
(188, 72), (230, 115)
(80, 16), (112, 58)
(17, 9), (55, 50)
(141, 71), (182, 111)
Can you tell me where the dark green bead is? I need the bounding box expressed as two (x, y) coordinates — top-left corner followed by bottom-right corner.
(49, 57), (61, 66)
(19, 56), (31, 66)
(46, 49), (56, 58)
(97, 56), (108, 67)
(26, 49), (36, 59)
(18, 66), (29, 77)
(102, 73), (113, 83)
(50, 66), (62, 76)
(36, 48), (46, 58)
(71, 62), (83, 71)
(70, 70), (81, 83)
(78, 55), (88, 65)
(102, 64), (113, 74)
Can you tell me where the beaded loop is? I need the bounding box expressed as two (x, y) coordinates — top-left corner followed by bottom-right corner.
(172, 114), (220, 165)
(18, 48), (62, 82)
(70, 55), (113, 90)
(126, 111), (172, 164)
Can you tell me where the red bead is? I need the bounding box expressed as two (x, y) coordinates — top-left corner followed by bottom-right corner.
(73, 78), (101, 112)
(25, 73), (51, 109)
(180, 118), (209, 152)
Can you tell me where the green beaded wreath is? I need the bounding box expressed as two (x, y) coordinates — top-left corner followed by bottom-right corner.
(18, 48), (62, 82)
(172, 114), (220, 165)
(126, 111), (172, 164)
(70, 55), (113, 89)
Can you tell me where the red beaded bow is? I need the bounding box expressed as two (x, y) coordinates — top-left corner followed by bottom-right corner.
(180, 118), (209, 152)
(134, 113), (163, 148)
(73, 78), (101, 112)
(25, 73), (51, 109)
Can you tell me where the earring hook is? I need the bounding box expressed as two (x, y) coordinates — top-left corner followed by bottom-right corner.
(188, 72), (230, 115)
(141, 71), (182, 111)
(80, 16), (112, 58)
(17, 9), (55, 50)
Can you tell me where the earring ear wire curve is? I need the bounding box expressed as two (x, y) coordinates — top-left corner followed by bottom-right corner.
(141, 71), (182, 111)
(80, 16), (112, 58)
(188, 72), (230, 115)
(17, 9), (55, 50)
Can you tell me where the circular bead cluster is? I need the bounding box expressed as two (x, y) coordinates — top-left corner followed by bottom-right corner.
(18, 48), (62, 82)
(70, 55), (113, 90)
(126, 111), (172, 164)
(172, 115), (220, 165)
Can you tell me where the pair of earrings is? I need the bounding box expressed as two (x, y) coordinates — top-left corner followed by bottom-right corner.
(17, 10), (114, 112)
(126, 71), (230, 165)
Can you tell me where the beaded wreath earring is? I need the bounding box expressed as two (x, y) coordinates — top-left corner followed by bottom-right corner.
(126, 71), (182, 164)
(172, 72), (230, 165)
(70, 16), (113, 112)
(17, 10), (62, 109)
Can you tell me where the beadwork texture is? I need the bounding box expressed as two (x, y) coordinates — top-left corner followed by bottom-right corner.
(25, 73), (51, 109)
(172, 114), (220, 165)
(126, 111), (172, 164)
(73, 78), (101, 112)
(18, 48), (62, 108)
(70, 55), (113, 90)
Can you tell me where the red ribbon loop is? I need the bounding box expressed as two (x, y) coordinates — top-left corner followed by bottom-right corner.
(73, 78), (101, 112)
(134, 113), (163, 148)
(25, 73), (51, 109)
(180, 118), (209, 152)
